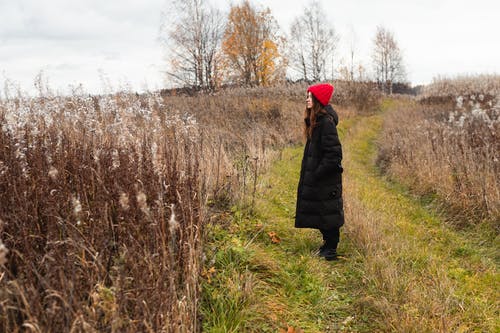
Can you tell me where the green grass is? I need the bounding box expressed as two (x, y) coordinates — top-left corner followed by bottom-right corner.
(341, 106), (499, 331)
(201, 101), (499, 332)
(201, 118), (373, 332)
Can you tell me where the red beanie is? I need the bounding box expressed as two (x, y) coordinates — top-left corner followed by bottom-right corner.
(307, 83), (334, 106)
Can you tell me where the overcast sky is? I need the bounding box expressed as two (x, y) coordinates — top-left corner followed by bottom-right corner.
(1, 0), (499, 95)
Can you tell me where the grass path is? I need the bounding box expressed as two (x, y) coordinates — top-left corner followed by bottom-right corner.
(201, 109), (499, 332)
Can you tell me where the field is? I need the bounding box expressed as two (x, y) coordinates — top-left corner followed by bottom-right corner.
(0, 78), (498, 332)
(378, 75), (500, 224)
(0, 84), (308, 332)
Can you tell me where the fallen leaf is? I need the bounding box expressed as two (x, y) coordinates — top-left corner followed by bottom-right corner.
(267, 231), (281, 244)
(201, 266), (216, 283)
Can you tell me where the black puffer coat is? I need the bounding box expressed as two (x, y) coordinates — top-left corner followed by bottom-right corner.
(295, 104), (344, 230)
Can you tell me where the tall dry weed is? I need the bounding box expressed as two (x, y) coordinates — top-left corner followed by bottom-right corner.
(0, 81), (311, 331)
(0, 80), (370, 331)
(419, 74), (500, 105)
(379, 87), (500, 225)
(0, 89), (204, 332)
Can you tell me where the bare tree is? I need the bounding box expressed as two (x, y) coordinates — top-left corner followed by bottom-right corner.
(288, 1), (339, 82)
(338, 26), (359, 82)
(289, 19), (308, 81)
(346, 26), (357, 81)
(372, 26), (406, 94)
(202, 6), (226, 89)
(160, 0), (224, 91)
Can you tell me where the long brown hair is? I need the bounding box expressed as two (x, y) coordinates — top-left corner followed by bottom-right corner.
(304, 93), (326, 139)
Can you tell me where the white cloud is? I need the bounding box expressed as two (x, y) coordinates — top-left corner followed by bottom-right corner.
(0, 0), (166, 95)
(1, 0), (499, 94)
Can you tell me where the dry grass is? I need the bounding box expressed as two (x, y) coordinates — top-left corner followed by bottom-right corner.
(378, 84), (500, 225)
(419, 74), (500, 104)
(0, 90), (204, 332)
(161, 85), (305, 206)
(344, 114), (498, 332)
(345, 186), (468, 332)
(0, 82), (310, 332)
(0, 79), (386, 331)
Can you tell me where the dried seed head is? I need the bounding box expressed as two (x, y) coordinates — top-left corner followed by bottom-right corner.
(72, 196), (82, 216)
(48, 166), (58, 180)
(111, 149), (120, 170)
(136, 191), (149, 215)
(136, 191), (147, 208)
(0, 161), (7, 177)
(151, 142), (162, 175)
(169, 204), (179, 234)
(93, 149), (101, 163)
(119, 192), (130, 211)
(0, 241), (8, 266)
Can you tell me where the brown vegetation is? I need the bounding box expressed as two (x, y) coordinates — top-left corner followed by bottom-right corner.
(0, 91), (203, 332)
(378, 77), (500, 225)
(2, 76), (495, 331)
(0, 84), (307, 332)
(418, 74), (500, 105)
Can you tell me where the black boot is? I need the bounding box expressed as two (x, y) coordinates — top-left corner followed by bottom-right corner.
(322, 247), (338, 261)
(319, 241), (338, 260)
(318, 229), (329, 255)
(319, 228), (339, 260)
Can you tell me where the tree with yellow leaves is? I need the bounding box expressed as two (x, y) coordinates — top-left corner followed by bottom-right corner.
(222, 1), (286, 86)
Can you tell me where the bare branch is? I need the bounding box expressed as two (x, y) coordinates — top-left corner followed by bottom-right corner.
(288, 1), (339, 82)
(161, 0), (225, 90)
(372, 26), (406, 94)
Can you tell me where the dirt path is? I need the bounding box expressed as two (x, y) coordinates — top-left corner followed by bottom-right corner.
(202, 111), (499, 332)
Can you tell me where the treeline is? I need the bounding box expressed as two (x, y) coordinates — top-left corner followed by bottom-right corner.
(161, 0), (408, 94)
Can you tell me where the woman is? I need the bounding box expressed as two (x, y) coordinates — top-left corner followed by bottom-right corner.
(295, 83), (344, 261)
